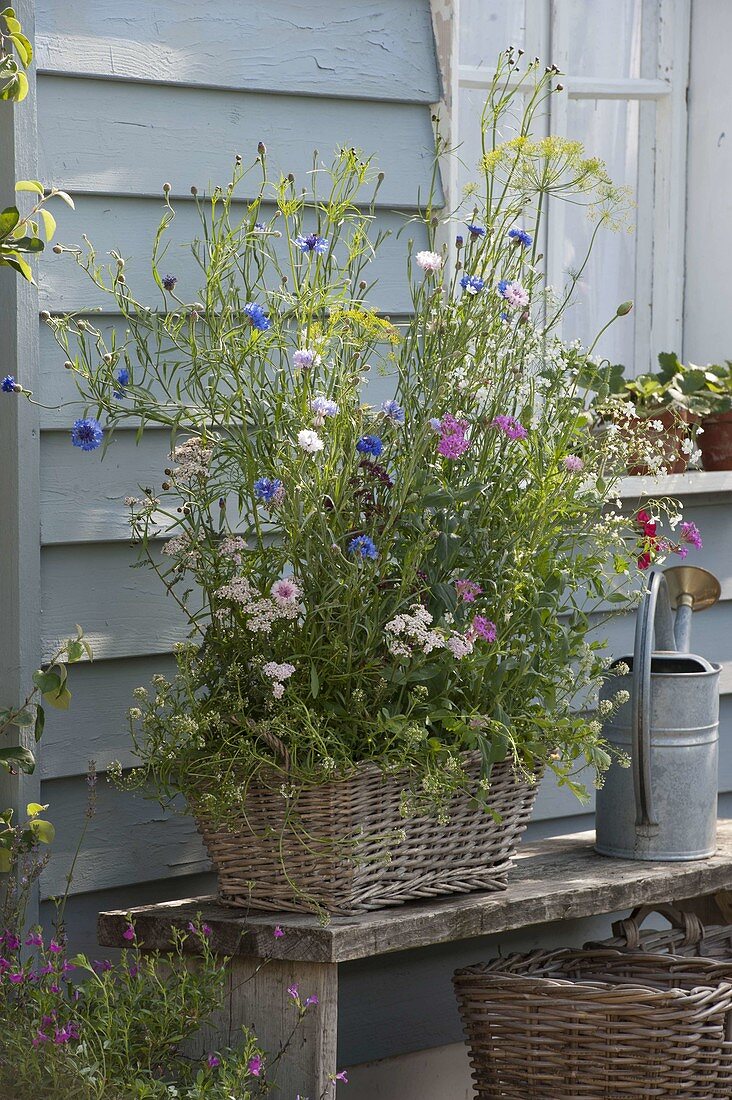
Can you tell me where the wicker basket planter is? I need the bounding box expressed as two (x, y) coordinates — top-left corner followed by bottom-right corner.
(454, 947), (732, 1099)
(195, 755), (541, 915)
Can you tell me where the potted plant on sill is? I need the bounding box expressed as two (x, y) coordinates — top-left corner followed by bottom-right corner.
(35, 52), (700, 917)
(581, 353), (713, 475)
(670, 358), (732, 471)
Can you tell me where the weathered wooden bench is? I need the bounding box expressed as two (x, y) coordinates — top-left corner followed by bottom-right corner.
(98, 822), (732, 1097)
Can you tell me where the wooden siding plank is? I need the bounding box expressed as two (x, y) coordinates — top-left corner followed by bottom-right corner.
(38, 199), (428, 316)
(39, 776), (208, 899)
(37, 75), (440, 206)
(40, 654), (176, 779)
(35, 0), (440, 104)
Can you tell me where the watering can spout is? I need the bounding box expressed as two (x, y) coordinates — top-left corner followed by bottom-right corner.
(595, 565), (721, 862)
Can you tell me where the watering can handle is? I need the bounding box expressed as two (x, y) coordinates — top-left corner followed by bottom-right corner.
(632, 569), (676, 831)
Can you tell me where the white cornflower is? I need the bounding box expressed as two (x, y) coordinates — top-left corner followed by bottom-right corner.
(297, 429), (324, 454)
(415, 250), (443, 273)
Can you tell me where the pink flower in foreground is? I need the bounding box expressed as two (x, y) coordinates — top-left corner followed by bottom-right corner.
(271, 578), (300, 604)
(436, 413), (471, 459)
(415, 250), (443, 273)
(563, 455), (584, 473)
(680, 521), (702, 550)
(471, 616), (497, 643)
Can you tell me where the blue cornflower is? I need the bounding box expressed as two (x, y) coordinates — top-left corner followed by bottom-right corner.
(455, 234), (464, 248)
(460, 274), (484, 295)
(508, 227), (532, 248)
(466, 224), (485, 238)
(113, 367), (130, 398)
(244, 302), (271, 331)
(2, 375), (16, 393)
(349, 535), (378, 560)
(381, 400), (405, 424)
(161, 273), (177, 292)
(356, 435), (383, 457)
(295, 233), (329, 255)
(254, 476), (284, 503)
(71, 417), (104, 452)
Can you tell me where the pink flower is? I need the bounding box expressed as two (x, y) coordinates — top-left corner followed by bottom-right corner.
(436, 413), (471, 459)
(471, 616), (497, 643)
(680, 521), (702, 550)
(248, 1054), (263, 1077)
(415, 250), (443, 273)
(492, 414), (528, 441)
(273, 925), (284, 939)
(25, 931), (43, 947)
(455, 580), (482, 603)
(271, 578), (300, 604)
(287, 983), (299, 1001)
(122, 925), (135, 942)
(48, 939), (64, 954)
(207, 1053), (221, 1069)
(32, 1030), (49, 1047)
(305, 994), (319, 1007)
(563, 455), (584, 472)
(8, 972), (24, 984)
(335, 1070), (349, 1083)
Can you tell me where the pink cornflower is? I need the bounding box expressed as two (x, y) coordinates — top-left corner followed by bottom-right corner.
(271, 578), (300, 604)
(248, 1054), (263, 1077)
(437, 413), (471, 459)
(491, 415), (528, 441)
(455, 579), (482, 603)
(563, 455), (584, 472)
(415, 250), (443, 273)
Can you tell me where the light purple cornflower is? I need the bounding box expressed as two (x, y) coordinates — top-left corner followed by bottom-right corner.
(492, 414), (528, 441)
(497, 279), (529, 310)
(311, 395), (339, 418)
(471, 616), (497, 643)
(293, 348), (319, 370)
(564, 455), (584, 473)
(381, 399), (405, 424)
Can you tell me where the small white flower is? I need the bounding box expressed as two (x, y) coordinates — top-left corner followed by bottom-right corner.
(650, 419), (664, 432)
(681, 437), (695, 455)
(297, 429), (324, 454)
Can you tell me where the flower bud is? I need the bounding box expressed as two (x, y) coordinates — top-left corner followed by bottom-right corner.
(103, 354), (113, 364)
(287, 173), (295, 183)
(258, 142), (266, 156)
(64, 360), (73, 370)
(190, 185), (198, 196)
(359, 280), (367, 290)
(52, 244), (62, 254)
(40, 310), (50, 321)
(162, 481), (171, 491)
(616, 300), (634, 316)
(163, 181), (171, 193)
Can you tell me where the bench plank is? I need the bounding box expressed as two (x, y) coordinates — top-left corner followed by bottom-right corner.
(98, 822), (732, 964)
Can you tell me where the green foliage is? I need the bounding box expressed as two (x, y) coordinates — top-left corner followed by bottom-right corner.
(0, 183), (73, 283)
(0, 6), (32, 102)
(583, 351), (732, 418)
(49, 51), (691, 840)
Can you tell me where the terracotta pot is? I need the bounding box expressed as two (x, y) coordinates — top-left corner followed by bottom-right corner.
(625, 408), (691, 476)
(699, 410), (732, 471)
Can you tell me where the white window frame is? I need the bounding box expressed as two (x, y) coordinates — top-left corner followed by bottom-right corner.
(435, 0), (690, 371)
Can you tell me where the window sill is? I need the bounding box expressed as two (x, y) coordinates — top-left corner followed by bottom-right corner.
(618, 470), (732, 503)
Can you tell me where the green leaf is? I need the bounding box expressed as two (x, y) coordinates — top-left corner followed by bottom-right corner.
(0, 746), (36, 773)
(9, 70), (27, 99)
(0, 252), (34, 281)
(9, 31), (32, 67)
(44, 684), (72, 711)
(66, 639), (84, 663)
(39, 207), (56, 242)
(12, 708), (35, 727)
(34, 704), (45, 743)
(26, 802), (48, 818)
(0, 848), (11, 873)
(51, 189), (75, 209)
(2, 13), (21, 32)
(0, 205), (20, 240)
(33, 668), (63, 694)
(12, 235), (44, 254)
(15, 179), (44, 195)
(28, 818), (55, 845)
(310, 662), (319, 699)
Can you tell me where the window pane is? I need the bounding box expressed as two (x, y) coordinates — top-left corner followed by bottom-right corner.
(558, 98), (646, 367)
(559, 0), (656, 78)
(460, 0), (526, 67)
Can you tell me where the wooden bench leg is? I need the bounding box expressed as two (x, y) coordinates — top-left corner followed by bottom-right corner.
(188, 955), (339, 1098)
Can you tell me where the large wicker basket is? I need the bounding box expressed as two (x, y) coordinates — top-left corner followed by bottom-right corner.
(454, 947), (732, 1099)
(195, 755), (541, 915)
(589, 902), (732, 960)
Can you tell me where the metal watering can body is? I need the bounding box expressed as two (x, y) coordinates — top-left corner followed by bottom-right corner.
(595, 567), (721, 861)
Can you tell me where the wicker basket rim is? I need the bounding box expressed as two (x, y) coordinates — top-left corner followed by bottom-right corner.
(454, 970), (732, 1002)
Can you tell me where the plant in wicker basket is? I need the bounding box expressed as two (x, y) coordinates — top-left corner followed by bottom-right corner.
(34, 50), (700, 915)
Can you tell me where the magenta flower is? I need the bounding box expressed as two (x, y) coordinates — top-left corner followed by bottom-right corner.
(305, 994), (319, 1007)
(436, 413), (471, 459)
(122, 924), (135, 942)
(8, 971), (24, 984)
(25, 931), (43, 947)
(207, 1053), (221, 1069)
(248, 1054), (263, 1077)
(32, 1030), (49, 1048)
(334, 1069), (349, 1083)
(287, 983), (299, 1001)
(471, 616), (497, 643)
(455, 580), (482, 603)
(491, 414), (528, 441)
(273, 925), (285, 939)
(48, 939), (63, 954)
(680, 521), (702, 550)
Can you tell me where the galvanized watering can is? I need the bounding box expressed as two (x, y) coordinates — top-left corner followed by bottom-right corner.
(595, 566), (721, 861)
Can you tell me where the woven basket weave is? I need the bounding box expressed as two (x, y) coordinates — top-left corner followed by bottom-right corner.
(195, 755), (541, 915)
(589, 903), (732, 960)
(454, 947), (732, 1098)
